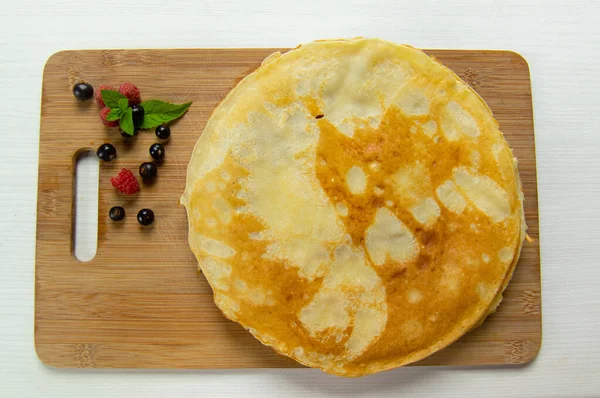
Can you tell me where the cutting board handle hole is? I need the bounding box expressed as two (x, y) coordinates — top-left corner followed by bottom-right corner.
(73, 150), (99, 262)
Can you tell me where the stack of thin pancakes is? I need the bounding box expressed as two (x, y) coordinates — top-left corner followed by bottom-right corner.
(181, 38), (525, 377)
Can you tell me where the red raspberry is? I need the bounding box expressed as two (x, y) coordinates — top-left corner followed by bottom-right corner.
(100, 107), (119, 127)
(118, 82), (141, 105)
(95, 85), (116, 107)
(111, 168), (140, 195)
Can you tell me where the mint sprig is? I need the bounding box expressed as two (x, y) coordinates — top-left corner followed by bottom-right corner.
(106, 108), (123, 121)
(100, 89), (192, 134)
(101, 90), (127, 108)
(139, 100), (192, 129)
(118, 98), (129, 110)
(119, 107), (135, 136)
(106, 99), (129, 121)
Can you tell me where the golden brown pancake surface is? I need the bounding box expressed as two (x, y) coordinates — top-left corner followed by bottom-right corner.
(181, 38), (525, 377)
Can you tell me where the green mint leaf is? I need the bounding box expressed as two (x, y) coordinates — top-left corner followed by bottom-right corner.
(102, 90), (126, 109)
(139, 100), (192, 129)
(106, 108), (124, 121)
(118, 98), (129, 111)
(119, 107), (135, 136)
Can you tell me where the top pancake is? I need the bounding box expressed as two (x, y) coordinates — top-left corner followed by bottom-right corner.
(181, 38), (525, 377)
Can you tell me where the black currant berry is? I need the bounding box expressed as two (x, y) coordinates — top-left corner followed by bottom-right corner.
(149, 143), (165, 161)
(137, 208), (154, 226)
(96, 143), (117, 162)
(155, 124), (171, 140)
(109, 206), (125, 221)
(131, 105), (145, 128)
(139, 162), (158, 181)
(73, 82), (94, 100)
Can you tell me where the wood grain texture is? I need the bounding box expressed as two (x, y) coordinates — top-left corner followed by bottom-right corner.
(35, 48), (541, 369)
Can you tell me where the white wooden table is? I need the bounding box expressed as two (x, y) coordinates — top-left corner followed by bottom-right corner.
(1, 0), (599, 396)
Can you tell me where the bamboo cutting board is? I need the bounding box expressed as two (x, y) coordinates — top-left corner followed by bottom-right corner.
(35, 48), (541, 369)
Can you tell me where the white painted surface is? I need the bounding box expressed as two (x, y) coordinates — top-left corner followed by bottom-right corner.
(1, 0), (600, 396)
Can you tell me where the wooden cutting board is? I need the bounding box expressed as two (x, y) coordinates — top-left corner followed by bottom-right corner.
(35, 48), (541, 369)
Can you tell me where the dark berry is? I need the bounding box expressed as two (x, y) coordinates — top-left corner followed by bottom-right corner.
(137, 208), (154, 226)
(96, 143), (117, 162)
(139, 162), (158, 180)
(131, 105), (145, 128)
(109, 206), (125, 221)
(155, 124), (171, 140)
(149, 143), (165, 161)
(121, 129), (138, 138)
(73, 82), (94, 100)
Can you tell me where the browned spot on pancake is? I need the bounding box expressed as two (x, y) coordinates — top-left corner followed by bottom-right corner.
(416, 254), (430, 270)
(308, 105), (520, 366)
(301, 95), (323, 118)
(188, 155), (347, 358)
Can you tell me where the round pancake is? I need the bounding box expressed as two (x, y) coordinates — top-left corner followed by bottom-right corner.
(181, 38), (525, 377)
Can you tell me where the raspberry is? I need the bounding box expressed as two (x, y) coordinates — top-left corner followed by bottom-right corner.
(118, 82), (141, 106)
(95, 85), (116, 107)
(111, 168), (140, 195)
(100, 107), (119, 127)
